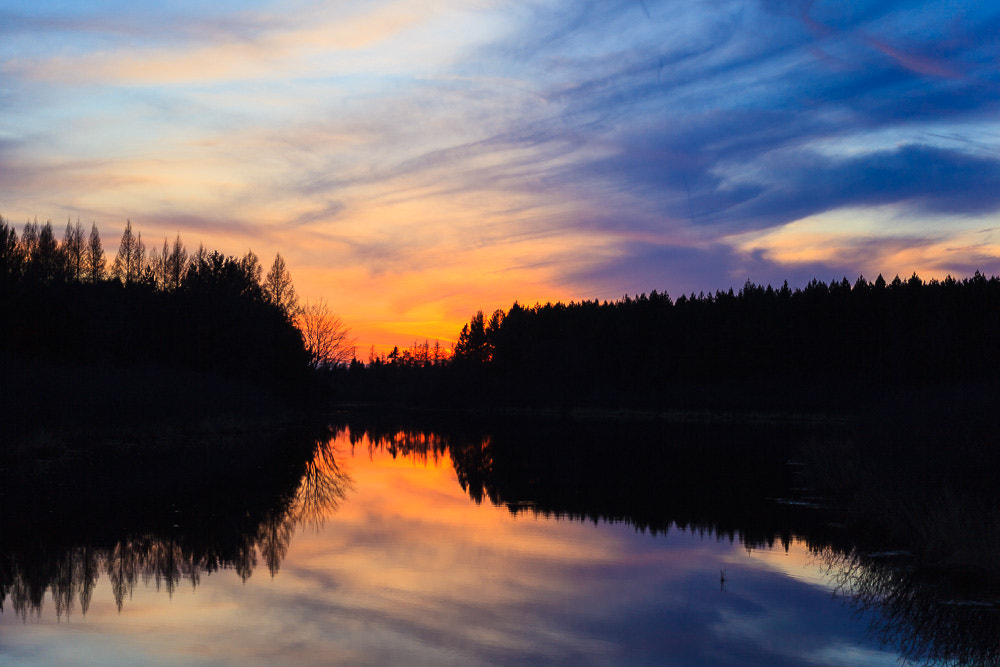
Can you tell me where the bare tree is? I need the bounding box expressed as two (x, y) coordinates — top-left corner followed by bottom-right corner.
(298, 299), (355, 370)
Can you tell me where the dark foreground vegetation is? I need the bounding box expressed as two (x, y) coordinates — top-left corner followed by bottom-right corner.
(5, 215), (1000, 420)
(341, 272), (1000, 415)
(0, 215), (321, 441)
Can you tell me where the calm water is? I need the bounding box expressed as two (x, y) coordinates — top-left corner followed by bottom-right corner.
(0, 417), (994, 665)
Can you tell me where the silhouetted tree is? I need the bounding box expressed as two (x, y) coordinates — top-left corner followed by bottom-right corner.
(19, 219), (38, 263)
(152, 237), (170, 290)
(166, 234), (187, 291)
(299, 299), (355, 370)
(0, 215), (22, 281)
(30, 220), (65, 283)
(454, 310), (490, 364)
(240, 250), (262, 290)
(85, 222), (106, 283)
(111, 219), (145, 285)
(263, 253), (298, 317)
(62, 219), (85, 282)
(186, 242), (208, 282)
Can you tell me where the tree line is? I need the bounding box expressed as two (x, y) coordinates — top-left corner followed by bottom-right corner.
(0, 215), (335, 422)
(339, 272), (1000, 411)
(1, 216), (300, 310)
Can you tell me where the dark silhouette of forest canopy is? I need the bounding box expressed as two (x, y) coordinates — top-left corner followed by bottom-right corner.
(0, 215), (354, 433)
(5, 213), (1000, 416)
(341, 272), (1000, 412)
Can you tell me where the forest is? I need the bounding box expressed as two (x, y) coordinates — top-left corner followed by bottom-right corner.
(4, 213), (1000, 420)
(340, 272), (1000, 414)
(0, 216), (327, 435)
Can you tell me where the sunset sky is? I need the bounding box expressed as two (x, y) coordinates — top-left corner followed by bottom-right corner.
(2, 1), (999, 352)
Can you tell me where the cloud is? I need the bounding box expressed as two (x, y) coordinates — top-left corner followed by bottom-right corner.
(3, 0), (1000, 347)
(729, 144), (1000, 228)
(0, 2), (463, 86)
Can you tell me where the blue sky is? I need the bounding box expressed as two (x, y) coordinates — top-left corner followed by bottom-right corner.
(2, 0), (999, 348)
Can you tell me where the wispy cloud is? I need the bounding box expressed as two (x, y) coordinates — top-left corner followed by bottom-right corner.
(2, 0), (999, 347)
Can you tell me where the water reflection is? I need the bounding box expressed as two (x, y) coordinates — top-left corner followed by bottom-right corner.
(0, 421), (351, 619)
(821, 547), (1000, 667)
(2, 414), (998, 665)
(338, 413), (1000, 667)
(338, 416), (825, 548)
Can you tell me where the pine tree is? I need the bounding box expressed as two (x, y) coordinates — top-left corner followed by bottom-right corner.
(263, 253), (298, 317)
(240, 249), (263, 300)
(111, 219), (145, 285)
(20, 219), (38, 262)
(86, 222), (106, 283)
(153, 237), (170, 290)
(0, 215), (22, 281)
(167, 234), (187, 291)
(33, 220), (63, 283)
(63, 218), (86, 282)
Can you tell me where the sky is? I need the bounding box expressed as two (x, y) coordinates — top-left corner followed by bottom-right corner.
(2, 0), (1000, 352)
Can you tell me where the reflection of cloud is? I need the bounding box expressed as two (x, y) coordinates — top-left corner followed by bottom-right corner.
(0, 429), (903, 664)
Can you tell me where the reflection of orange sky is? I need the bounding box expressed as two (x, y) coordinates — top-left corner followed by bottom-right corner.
(1, 427), (885, 664)
(735, 537), (833, 590)
(305, 432), (633, 564)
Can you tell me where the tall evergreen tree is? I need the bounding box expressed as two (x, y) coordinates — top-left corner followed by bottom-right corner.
(19, 219), (38, 263)
(0, 215), (21, 281)
(239, 250), (264, 301)
(33, 220), (64, 283)
(263, 253), (298, 317)
(63, 218), (86, 282)
(153, 237), (170, 290)
(167, 234), (187, 291)
(186, 242), (208, 283)
(86, 222), (106, 283)
(111, 219), (145, 285)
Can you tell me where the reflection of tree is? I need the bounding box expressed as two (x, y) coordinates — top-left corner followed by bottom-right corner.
(256, 513), (294, 579)
(0, 426), (352, 618)
(292, 438), (353, 529)
(107, 540), (139, 613)
(52, 547), (100, 619)
(451, 435), (492, 505)
(821, 546), (1000, 667)
(341, 412), (1000, 667)
(234, 539), (258, 584)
